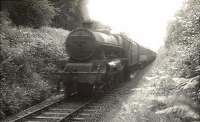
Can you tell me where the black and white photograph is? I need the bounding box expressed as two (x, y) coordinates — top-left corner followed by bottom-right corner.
(0, 0), (199, 121)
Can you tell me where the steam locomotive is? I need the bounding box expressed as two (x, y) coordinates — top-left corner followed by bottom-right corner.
(62, 28), (156, 97)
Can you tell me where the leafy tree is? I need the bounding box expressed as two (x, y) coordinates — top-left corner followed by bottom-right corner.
(2, 0), (58, 28)
(165, 0), (200, 78)
(165, 0), (200, 47)
(51, 0), (88, 30)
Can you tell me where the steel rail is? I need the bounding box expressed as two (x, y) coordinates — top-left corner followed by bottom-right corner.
(59, 100), (93, 122)
(4, 95), (65, 122)
(5, 98), (92, 122)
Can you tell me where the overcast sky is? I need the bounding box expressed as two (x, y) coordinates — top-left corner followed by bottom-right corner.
(87, 0), (185, 51)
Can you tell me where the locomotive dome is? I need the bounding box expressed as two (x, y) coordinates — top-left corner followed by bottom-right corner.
(66, 29), (97, 61)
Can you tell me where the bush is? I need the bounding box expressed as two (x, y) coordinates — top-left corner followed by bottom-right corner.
(0, 26), (69, 119)
(164, 0), (200, 78)
(2, 0), (58, 28)
(165, 0), (200, 47)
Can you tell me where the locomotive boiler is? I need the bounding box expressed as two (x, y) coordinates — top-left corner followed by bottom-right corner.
(62, 28), (156, 97)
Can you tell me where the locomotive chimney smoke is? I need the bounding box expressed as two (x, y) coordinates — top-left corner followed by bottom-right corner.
(79, 0), (90, 22)
(82, 21), (94, 29)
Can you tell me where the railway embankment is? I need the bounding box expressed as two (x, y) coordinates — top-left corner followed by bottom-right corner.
(0, 0), (84, 119)
(0, 25), (69, 119)
(101, 0), (200, 121)
(101, 44), (199, 122)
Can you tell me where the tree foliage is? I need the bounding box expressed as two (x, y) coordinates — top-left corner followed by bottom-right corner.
(165, 0), (200, 78)
(1, 0), (88, 30)
(1, 0), (58, 28)
(165, 0), (200, 47)
(50, 0), (87, 30)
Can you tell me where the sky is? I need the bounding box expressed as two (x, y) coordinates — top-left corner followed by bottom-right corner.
(87, 0), (185, 51)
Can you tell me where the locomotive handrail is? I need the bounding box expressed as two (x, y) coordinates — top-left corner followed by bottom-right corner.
(54, 71), (105, 74)
(91, 58), (128, 62)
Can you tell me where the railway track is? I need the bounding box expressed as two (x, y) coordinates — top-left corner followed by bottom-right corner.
(4, 72), (139, 122)
(4, 92), (120, 122)
(4, 95), (96, 122)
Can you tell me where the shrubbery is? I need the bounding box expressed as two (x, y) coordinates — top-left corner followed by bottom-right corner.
(166, 0), (200, 47)
(0, 26), (69, 119)
(165, 0), (200, 78)
(0, 0), (85, 119)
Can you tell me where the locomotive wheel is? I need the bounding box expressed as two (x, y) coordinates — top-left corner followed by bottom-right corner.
(108, 74), (115, 89)
(116, 70), (125, 83)
(105, 73), (118, 90)
(77, 83), (93, 96)
(124, 67), (131, 81)
(64, 81), (73, 98)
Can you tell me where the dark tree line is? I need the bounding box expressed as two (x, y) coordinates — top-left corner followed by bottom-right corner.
(51, 0), (88, 30)
(0, 0), (87, 30)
